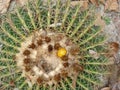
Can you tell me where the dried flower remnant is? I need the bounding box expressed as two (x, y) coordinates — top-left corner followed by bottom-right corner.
(61, 55), (69, 61)
(23, 49), (31, 56)
(61, 69), (68, 78)
(54, 43), (61, 50)
(28, 43), (36, 49)
(54, 73), (61, 82)
(37, 77), (43, 84)
(63, 62), (69, 68)
(48, 44), (53, 52)
(45, 36), (51, 43)
(37, 39), (43, 46)
(107, 42), (119, 57)
(110, 42), (119, 53)
(23, 58), (31, 64)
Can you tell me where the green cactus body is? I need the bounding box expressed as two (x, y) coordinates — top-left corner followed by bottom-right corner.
(0, 0), (110, 90)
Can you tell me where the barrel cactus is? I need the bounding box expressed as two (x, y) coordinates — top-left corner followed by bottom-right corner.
(0, 0), (110, 90)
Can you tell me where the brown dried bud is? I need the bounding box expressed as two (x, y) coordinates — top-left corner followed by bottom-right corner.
(54, 43), (61, 50)
(23, 50), (30, 56)
(54, 73), (61, 82)
(29, 43), (36, 49)
(72, 63), (83, 72)
(61, 55), (68, 61)
(25, 66), (31, 72)
(61, 70), (68, 78)
(24, 58), (31, 64)
(45, 36), (51, 43)
(63, 62), (69, 68)
(48, 44), (53, 52)
(70, 47), (79, 55)
(37, 77), (43, 84)
(37, 39), (43, 46)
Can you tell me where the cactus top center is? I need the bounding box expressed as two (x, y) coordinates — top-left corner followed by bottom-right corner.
(15, 30), (82, 86)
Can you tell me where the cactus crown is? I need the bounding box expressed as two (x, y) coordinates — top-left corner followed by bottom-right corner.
(0, 0), (110, 90)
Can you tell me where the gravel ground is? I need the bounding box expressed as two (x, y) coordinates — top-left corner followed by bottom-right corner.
(102, 1), (120, 89)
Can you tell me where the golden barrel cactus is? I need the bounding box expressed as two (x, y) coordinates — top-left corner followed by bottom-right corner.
(0, 0), (110, 90)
